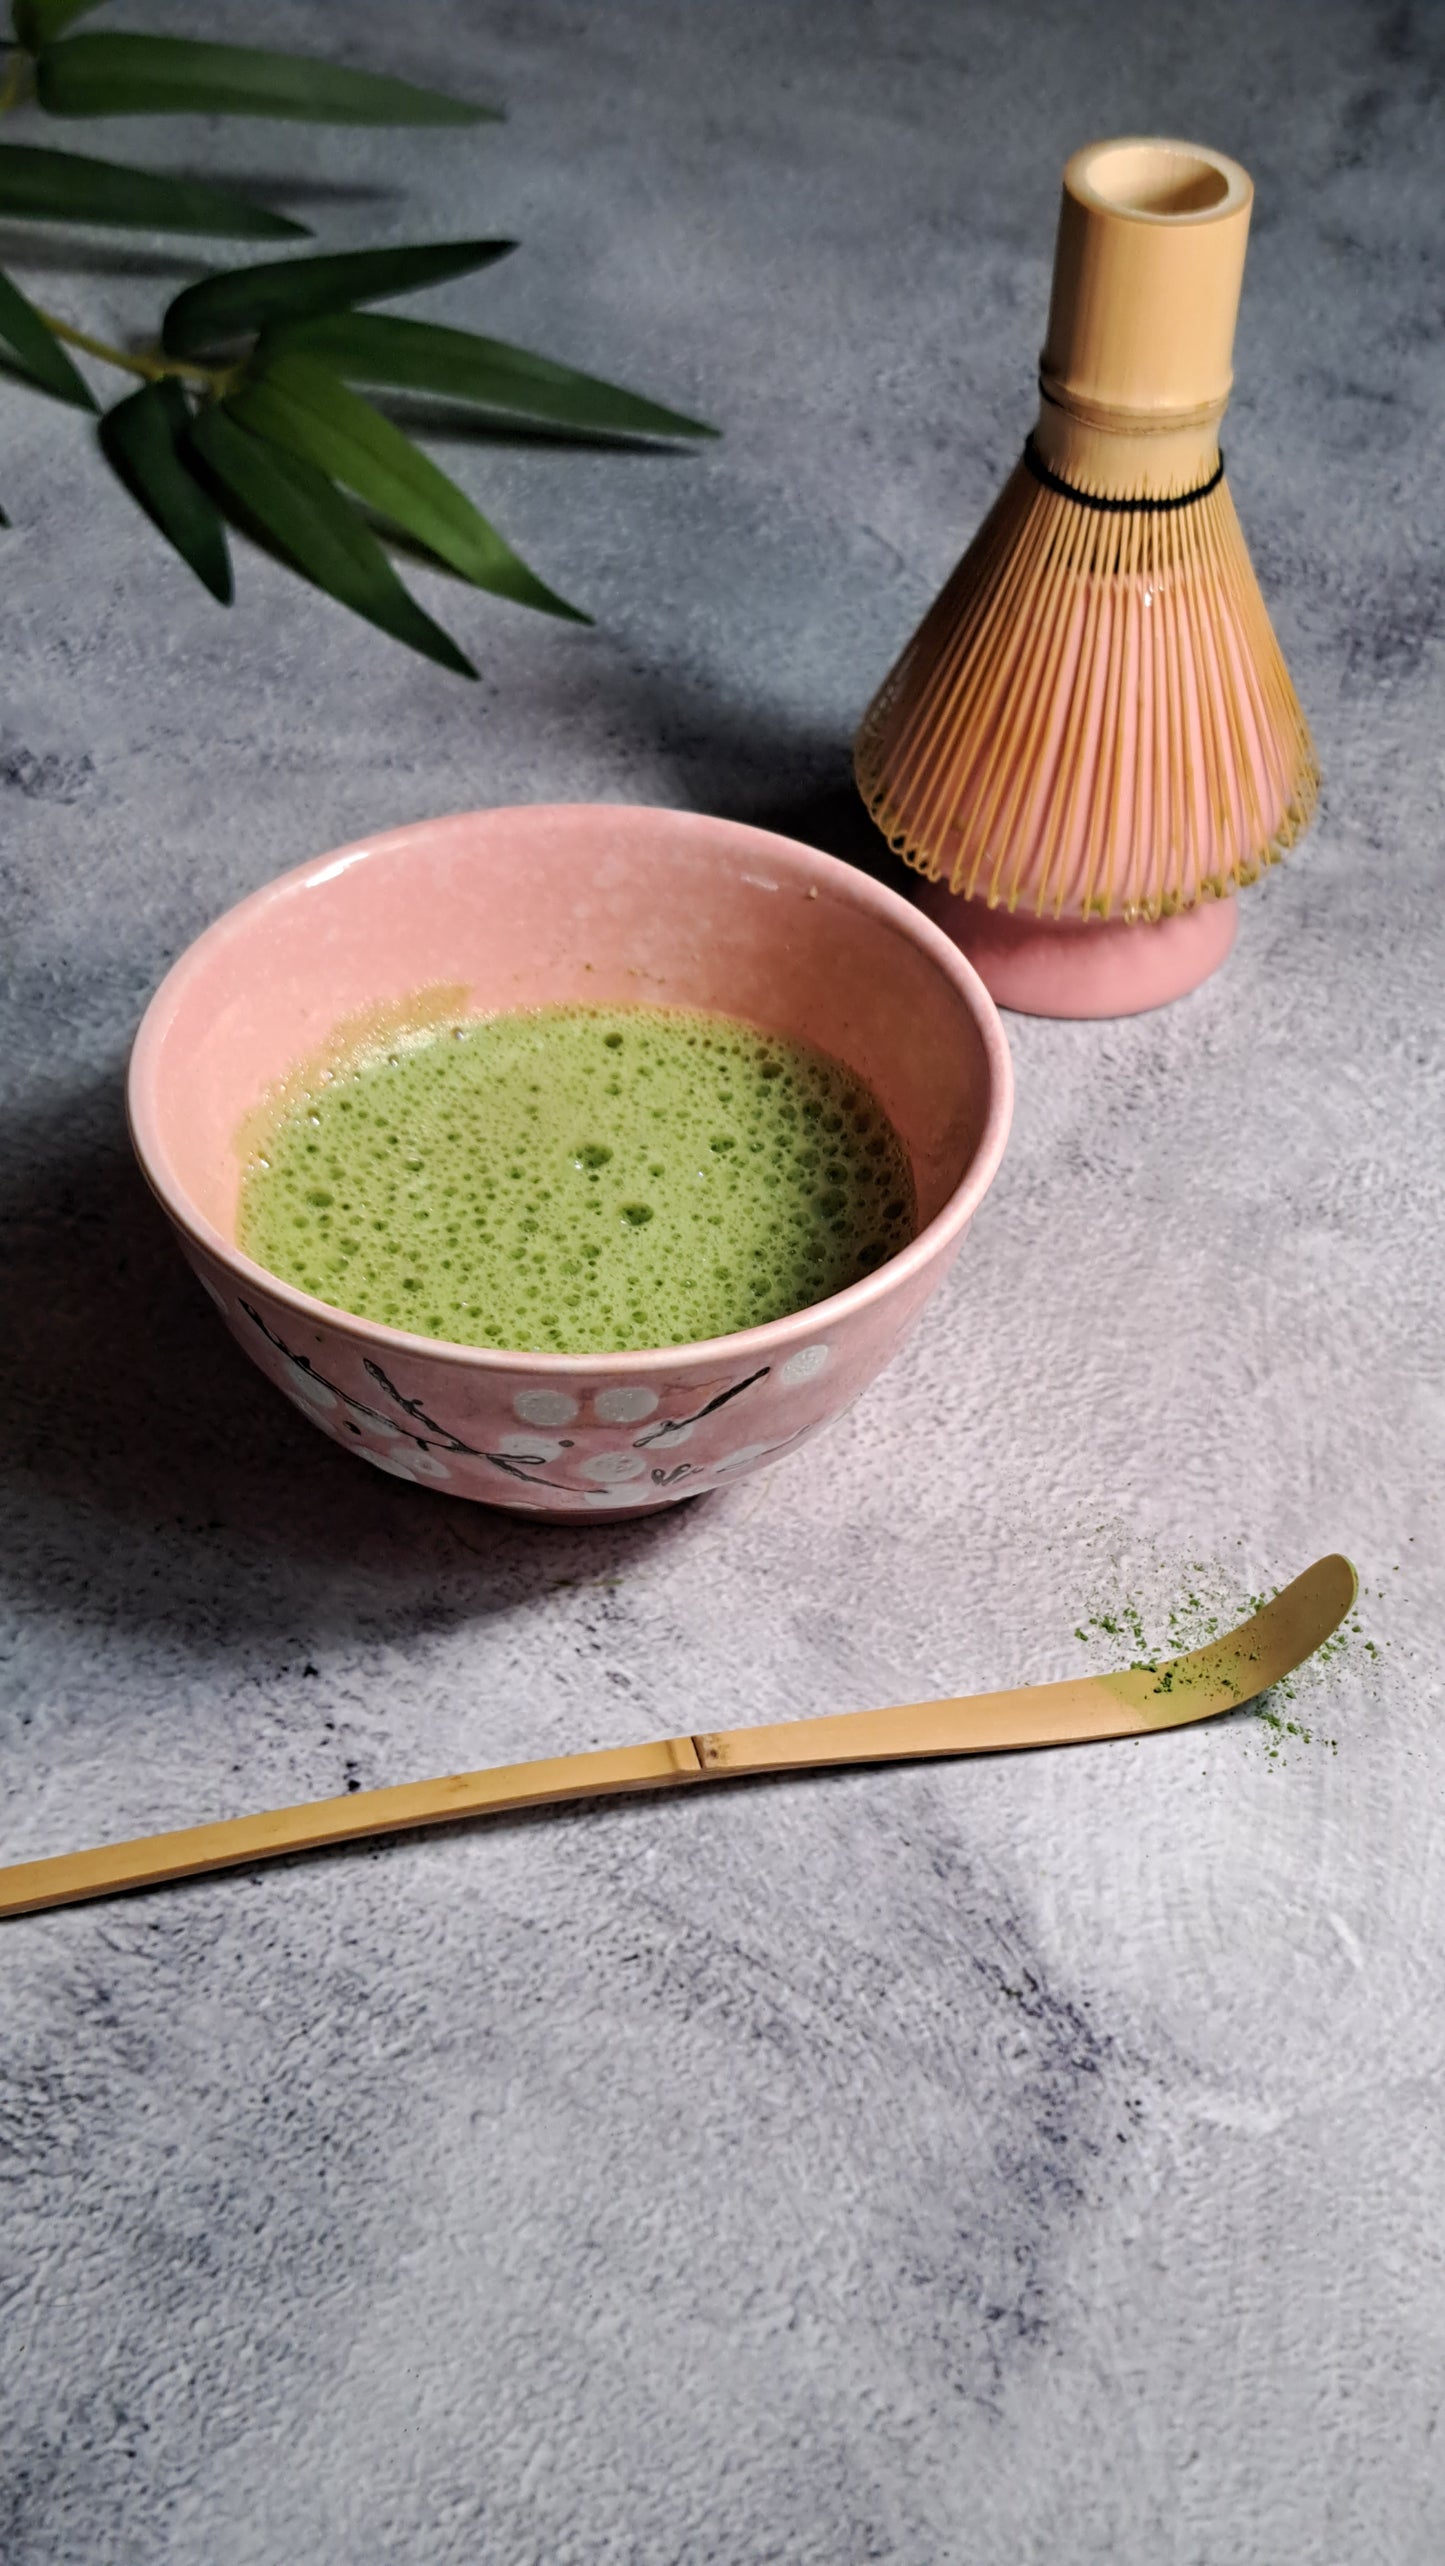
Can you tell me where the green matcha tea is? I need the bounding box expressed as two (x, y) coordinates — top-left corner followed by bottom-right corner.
(239, 1004), (916, 1352)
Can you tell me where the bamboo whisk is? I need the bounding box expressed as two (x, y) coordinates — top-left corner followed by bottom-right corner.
(854, 138), (1318, 1016)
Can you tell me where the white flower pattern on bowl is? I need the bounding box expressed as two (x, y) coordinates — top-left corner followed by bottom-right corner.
(593, 1385), (660, 1424)
(780, 1342), (831, 1385)
(513, 1388), (579, 1429)
(231, 1296), (814, 1510)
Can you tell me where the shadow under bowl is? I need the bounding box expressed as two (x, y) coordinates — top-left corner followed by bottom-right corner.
(128, 805), (1013, 1521)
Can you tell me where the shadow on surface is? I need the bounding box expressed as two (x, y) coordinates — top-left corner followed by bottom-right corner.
(740, 773), (902, 889)
(59, 1753), (902, 1926)
(574, 658), (906, 889)
(0, 1077), (695, 1647)
(380, 395), (706, 456)
(160, 169), (404, 216)
(0, 230), (215, 284)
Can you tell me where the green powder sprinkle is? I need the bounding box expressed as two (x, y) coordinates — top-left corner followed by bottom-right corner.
(1069, 1549), (1390, 1766)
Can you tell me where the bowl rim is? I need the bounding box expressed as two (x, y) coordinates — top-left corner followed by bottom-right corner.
(128, 802), (1014, 1377)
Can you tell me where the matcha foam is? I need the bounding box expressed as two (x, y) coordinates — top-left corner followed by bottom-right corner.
(239, 1004), (916, 1354)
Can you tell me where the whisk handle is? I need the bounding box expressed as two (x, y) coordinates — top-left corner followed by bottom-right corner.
(1041, 136), (1253, 425)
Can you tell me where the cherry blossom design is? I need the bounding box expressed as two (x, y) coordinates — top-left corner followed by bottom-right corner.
(239, 1303), (787, 1504)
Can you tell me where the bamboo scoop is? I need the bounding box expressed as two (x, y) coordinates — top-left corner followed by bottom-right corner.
(0, 1556), (1355, 1920)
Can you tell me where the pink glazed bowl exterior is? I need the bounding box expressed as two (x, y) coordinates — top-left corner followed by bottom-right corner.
(128, 806), (1013, 1522)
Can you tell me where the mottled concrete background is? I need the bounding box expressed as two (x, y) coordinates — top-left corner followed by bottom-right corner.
(3, 3), (1442, 2560)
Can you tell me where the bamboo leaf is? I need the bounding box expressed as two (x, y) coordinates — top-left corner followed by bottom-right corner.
(187, 401), (476, 677)
(264, 311), (718, 441)
(0, 264), (94, 406)
(232, 352), (588, 622)
(162, 238), (515, 358)
(13, 1), (107, 47)
(0, 142), (308, 236)
(99, 378), (231, 602)
(33, 34), (498, 125)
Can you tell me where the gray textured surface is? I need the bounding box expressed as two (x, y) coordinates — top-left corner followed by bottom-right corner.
(3, 3), (1442, 2560)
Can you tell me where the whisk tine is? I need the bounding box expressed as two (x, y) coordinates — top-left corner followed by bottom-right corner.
(857, 469), (1316, 922)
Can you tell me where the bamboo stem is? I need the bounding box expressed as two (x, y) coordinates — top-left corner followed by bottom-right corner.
(30, 309), (224, 390)
(0, 50), (29, 119)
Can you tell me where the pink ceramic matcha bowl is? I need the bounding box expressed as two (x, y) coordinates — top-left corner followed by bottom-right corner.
(128, 805), (1012, 1522)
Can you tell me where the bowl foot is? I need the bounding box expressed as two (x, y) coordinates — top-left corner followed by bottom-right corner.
(915, 883), (1238, 1018)
(467, 1491), (705, 1527)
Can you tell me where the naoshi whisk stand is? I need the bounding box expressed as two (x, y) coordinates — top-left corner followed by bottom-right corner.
(854, 138), (1318, 1017)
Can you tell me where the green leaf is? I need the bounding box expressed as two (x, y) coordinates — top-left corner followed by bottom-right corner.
(187, 401), (476, 677)
(99, 378), (231, 603)
(265, 311), (718, 442)
(0, 143), (308, 237)
(33, 34), (498, 125)
(162, 239), (515, 358)
(0, 264), (94, 406)
(14, 1), (107, 48)
(231, 353), (588, 622)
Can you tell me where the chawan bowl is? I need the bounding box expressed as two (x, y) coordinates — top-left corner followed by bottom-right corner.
(129, 805), (1012, 1523)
